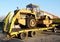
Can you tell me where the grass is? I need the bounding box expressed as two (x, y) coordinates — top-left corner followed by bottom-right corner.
(53, 19), (60, 23)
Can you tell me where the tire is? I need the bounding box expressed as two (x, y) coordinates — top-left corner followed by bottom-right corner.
(28, 31), (37, 37)
(52, 27), (57, 33)
(19, 33), (28, 40)
(26, 16), (36, 28)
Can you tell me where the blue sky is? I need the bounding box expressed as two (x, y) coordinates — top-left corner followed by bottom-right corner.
(0, 0), (60, 17)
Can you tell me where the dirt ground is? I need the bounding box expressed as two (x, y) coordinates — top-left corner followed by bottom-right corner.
(0, 31), (60, 42)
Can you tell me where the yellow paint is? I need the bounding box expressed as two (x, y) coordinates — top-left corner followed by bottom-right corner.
(4, 12), (11, 32)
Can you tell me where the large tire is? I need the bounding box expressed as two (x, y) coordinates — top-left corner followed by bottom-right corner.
(26, 16), (36, 28)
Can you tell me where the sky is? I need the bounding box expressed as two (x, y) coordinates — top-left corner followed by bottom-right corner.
(0, 0), (60, 17)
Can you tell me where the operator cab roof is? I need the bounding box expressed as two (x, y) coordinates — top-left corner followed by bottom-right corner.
(26, 3), (39, 8)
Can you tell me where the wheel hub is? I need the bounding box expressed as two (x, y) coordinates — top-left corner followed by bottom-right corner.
(30, 19), (36, 27)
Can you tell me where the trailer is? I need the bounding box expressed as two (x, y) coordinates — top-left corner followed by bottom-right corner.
(3, 13), (58, 39)
(9, 26), (57, 40)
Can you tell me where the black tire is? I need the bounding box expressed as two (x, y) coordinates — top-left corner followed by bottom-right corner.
(52, 27), (57, 33)
(28, 31), (37, 37)
(19, 33), (28, 40)
(26, 16), (36, 28)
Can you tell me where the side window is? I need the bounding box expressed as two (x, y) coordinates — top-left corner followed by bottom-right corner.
(36, 7), (40, 18)
(37, 7), (40, 12)
(33, 8), (37, 12)
(26, 6), (33, 10)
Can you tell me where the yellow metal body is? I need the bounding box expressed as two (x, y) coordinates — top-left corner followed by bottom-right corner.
(4, 12), (11, 32)
(4, 9), (36, 33)
(17, 9), (36, 25)
(10, 26), (56, 36)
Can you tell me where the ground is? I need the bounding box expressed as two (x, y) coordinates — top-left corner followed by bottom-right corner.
(0, 31), (60, 42)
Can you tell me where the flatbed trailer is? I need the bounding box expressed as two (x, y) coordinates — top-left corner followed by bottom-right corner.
(10, 27), (54, 36)
(8, 24), (57, 40)
(3, 12), (60, 40)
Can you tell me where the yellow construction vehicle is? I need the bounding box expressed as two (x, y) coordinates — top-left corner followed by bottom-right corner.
(3, 4), (59, 40)
(12, 4), (52, 28)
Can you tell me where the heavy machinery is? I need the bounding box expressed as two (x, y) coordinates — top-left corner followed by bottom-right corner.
(13, 4), (52, 28)
(3, 4), (59, 40)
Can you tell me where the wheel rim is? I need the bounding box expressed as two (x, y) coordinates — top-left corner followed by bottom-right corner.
(30, 19), (36, 27)
(54, 27), (57, 33)
(31, 31), (36, 37)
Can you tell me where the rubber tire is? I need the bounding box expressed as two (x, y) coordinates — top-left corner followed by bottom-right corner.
(28, 31), (37, 37)
(19, 33), (28, 40)
(52, 27), (57, 33)
(26, 16), (36, 28)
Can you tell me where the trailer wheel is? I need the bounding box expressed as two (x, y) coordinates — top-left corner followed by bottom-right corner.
(31, 31), (37, 37)
(26, 16), (36, 28)
(52, 27), (57, 33)
(28, 31), (37, 37)
(19, 33), (28, 40)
